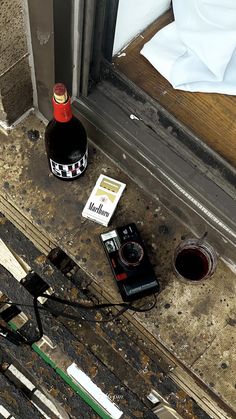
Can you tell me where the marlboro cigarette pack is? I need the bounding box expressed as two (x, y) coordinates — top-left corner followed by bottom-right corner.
(82, 174), (126, 226)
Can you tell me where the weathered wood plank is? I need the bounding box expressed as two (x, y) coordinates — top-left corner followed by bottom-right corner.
(0, 239), (27, 281)
(0, 265), (157, 418)
(0, 216), (227, 419)
(0, 371), (44, 419)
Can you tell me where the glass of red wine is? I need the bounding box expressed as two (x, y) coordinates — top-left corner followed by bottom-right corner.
(173, 238), (218, 283)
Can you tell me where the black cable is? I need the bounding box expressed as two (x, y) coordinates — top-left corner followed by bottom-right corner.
(0, 295), (156, 314)
(35, 303), (131, 324)
(37, 293), (157, 323)
(0, 295), (44, 346)
(0, 292), (157, 345)
(39, 292), (157, 313)
(25, 296), (44, 345)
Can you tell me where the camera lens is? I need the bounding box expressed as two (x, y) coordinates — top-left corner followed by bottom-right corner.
(119, 241), (144, 267)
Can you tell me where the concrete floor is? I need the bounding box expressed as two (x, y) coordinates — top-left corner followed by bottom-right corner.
(0, 113), (236, 417)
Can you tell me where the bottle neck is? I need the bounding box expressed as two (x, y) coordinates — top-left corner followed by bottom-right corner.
(53, 97), (73, 123)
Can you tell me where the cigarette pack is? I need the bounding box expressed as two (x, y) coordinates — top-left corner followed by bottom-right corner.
(82, 174), (126, 226)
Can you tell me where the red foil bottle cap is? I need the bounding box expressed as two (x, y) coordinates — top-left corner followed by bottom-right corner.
(53, 83), (72, 122)
(53, 83), (68, 103)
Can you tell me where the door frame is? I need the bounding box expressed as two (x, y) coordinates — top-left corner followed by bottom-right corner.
(27, 0), (236, 266)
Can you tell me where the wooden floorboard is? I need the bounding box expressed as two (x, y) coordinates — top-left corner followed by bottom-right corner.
(113, 10), (236, 169)
(0, 217), (213, 419)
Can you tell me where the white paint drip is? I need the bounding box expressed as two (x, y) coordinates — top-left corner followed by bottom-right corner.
(37, 286), (54, 305)
(7, 362), (68, 418)
(0, 303), (11, 314)
(0, 120), (11, 132)
(117, 52), (126, 58)
(36, 335), (56, 350)
(0, 239), (28, 281)
(31, 402), (51, 419)
(67, 363), (123, 419)
(36, 28), (51, 45)
(130, 114), (140, 120)
(7, 365), (67, 419)
(11, 311), (28, 328)
(147, 392), (160, 404)
(34, 390), (65, 419)
(8, 365), (35, 391)
(0, 239), (54, 306)
(0, 405), (11, 418)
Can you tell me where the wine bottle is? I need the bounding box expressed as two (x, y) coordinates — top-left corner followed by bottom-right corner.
(45, 83), (88, 180)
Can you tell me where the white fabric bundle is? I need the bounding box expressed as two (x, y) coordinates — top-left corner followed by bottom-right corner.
(141, 0), (236, 94)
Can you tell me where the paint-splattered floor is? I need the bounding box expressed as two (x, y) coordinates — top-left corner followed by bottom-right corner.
(0, 114), (235, 418)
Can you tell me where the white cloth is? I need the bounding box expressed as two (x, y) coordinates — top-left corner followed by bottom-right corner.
(141, 0), (236, 94)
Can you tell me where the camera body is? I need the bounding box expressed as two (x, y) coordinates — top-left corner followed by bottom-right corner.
(101, 223), (159, 301)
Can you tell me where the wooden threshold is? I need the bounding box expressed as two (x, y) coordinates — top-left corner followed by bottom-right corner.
(0, 195), (53, 255)
(113, 10), (236, 169)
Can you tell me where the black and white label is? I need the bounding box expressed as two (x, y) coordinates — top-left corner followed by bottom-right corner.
(50, 148), (88, 179)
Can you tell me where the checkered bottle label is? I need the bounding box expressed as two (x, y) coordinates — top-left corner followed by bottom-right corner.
(50, 148), (88, 179)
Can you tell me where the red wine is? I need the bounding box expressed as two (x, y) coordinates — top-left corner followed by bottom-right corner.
(175, 248), (209, 281)
(45, 83), (88, 180)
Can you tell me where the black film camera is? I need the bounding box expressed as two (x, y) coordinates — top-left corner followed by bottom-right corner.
(101, 223), (160, 301)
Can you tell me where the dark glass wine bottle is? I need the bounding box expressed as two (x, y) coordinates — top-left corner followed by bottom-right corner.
(45, 83), (88, 180)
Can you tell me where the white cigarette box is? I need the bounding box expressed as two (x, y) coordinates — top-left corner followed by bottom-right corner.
(82, 174), (126, 226)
